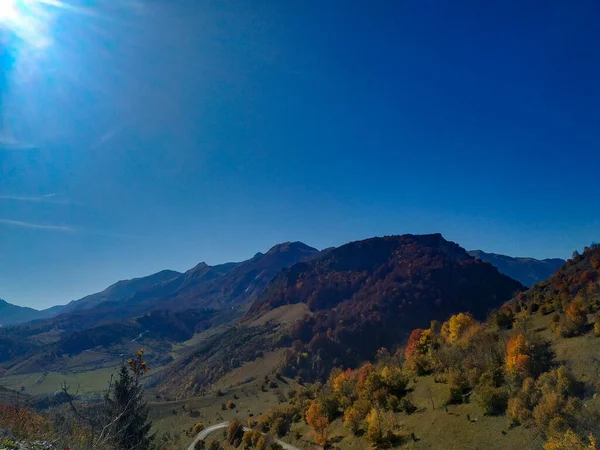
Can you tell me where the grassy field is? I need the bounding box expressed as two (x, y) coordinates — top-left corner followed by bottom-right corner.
(0, 366), (120, 396)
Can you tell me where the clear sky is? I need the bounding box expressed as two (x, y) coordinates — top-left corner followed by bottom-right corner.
(1, 0), (599, 309)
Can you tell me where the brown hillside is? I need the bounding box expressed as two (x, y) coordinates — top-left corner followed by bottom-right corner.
(247, 234), (524, 379)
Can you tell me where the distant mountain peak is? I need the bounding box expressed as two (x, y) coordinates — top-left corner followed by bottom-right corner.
(266, 241), (318, 255)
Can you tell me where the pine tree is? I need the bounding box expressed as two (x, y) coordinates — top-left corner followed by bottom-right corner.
(108, 350), (154, 450)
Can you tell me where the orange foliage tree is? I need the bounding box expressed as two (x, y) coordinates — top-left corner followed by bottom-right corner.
(305, 402), (329, 447)
(505, 333), (532, 380)
(566, 301), (587, 331)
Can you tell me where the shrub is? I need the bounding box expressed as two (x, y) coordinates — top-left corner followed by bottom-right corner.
(446, 369), (470, 405)
(242, 430), (262, 447)
(386, 395), (400, 412)
(507, 397), (532, 427)
(226, 420), (244, 445)
(272, 417), (289, 438)
(319, 394), (340, 421)
(207, 440), (223, 450)
(399, 396), (417, 414)
(594, 313), (600, 337)
(476, 386), (508, 416)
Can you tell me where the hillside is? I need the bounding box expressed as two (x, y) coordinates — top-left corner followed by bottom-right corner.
(58, 241), (323, 326)
(159, 234), (523, 397)
(60, 269), (182, 314)
(0, 299), (57, 326)
(0, 241), (324, 387)
(468, 250), (565, 287)
(131, 241), (323, 312)
(187, 244), (598, 450)
(247, 234), (523, 379)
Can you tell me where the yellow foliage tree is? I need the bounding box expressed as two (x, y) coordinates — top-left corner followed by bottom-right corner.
(543, 429), (597, 450)
(441, 313), (477, 344)
(343, 406), (362, 434)
(365, 407), (392, 446)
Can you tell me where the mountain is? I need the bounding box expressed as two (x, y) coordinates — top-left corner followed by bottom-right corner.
(60, 269), (182, 314)
(247, 234), (524, 379)
(0, 241), (323, 356)
(107, 241), (323, 317)
(162, 241), (323, 310)
(0, 299), (56, 326)
(468, 250), (565, 287)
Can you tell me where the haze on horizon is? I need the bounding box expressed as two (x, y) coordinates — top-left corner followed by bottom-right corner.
(1, 0), (599, 309)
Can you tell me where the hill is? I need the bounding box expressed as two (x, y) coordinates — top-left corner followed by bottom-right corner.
(247, 234), (523, 378)
(468, 250), (565, 287)
(123, 241), (323, 313)
(0, 299), (58, 326)
(194, 244), (598, 450)
(159, 234), (523, 396)
(0, 242), (323, 382)
(55, 241), (323, 327)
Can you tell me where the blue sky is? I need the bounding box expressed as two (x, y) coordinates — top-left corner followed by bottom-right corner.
(1, 0), (599, 309)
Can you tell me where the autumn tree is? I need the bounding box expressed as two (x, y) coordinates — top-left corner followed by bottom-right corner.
(343, 406), (362, 434)
(365, 407), (394, 446)
(505, 333), (532, 382)
(544, 430), (597, 450)
(442, 313), (477, 345)
(563, 301), (588, 336)
(404, 328), (433, 374)
(227, 420), (244, 445)
(305, 402), (329, 448)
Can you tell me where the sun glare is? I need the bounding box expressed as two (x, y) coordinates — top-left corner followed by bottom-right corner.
(0, 0), (19, 22)
(0, 0), (53, 48)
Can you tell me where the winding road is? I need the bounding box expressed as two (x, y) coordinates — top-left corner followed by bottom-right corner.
(186, 421), (300, 450)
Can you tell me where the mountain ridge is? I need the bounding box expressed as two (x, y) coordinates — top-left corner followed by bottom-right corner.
(467, 249), (565, 287)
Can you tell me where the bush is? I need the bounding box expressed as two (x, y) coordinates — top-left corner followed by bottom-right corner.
(242, 430), (262, 447)
(507, 397), (532, 427)
(272, 416), (289, 438)
(208, 440), (223, 450)
(446, 370), (470, 405)
(399, 397), (417, 414)
(386, 395), (400, 412)
(226, 420), (244, 445)
(476, 386), (508, 416)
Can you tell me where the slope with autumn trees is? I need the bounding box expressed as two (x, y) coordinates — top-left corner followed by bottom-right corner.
(246, 244), (600, 450)
(247, 234), (524, 380)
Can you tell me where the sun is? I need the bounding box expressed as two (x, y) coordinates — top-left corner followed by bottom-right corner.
(0, 0), (19, 22)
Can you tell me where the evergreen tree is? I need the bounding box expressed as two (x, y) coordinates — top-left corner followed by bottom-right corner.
(108, 350), (154, 450)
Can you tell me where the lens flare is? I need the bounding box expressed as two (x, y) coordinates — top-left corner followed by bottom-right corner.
(0, 0), (54, 48)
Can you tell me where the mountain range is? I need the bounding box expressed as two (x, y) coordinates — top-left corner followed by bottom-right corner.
(0, 243), (564, 328)
(467, 249), (565, 287)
